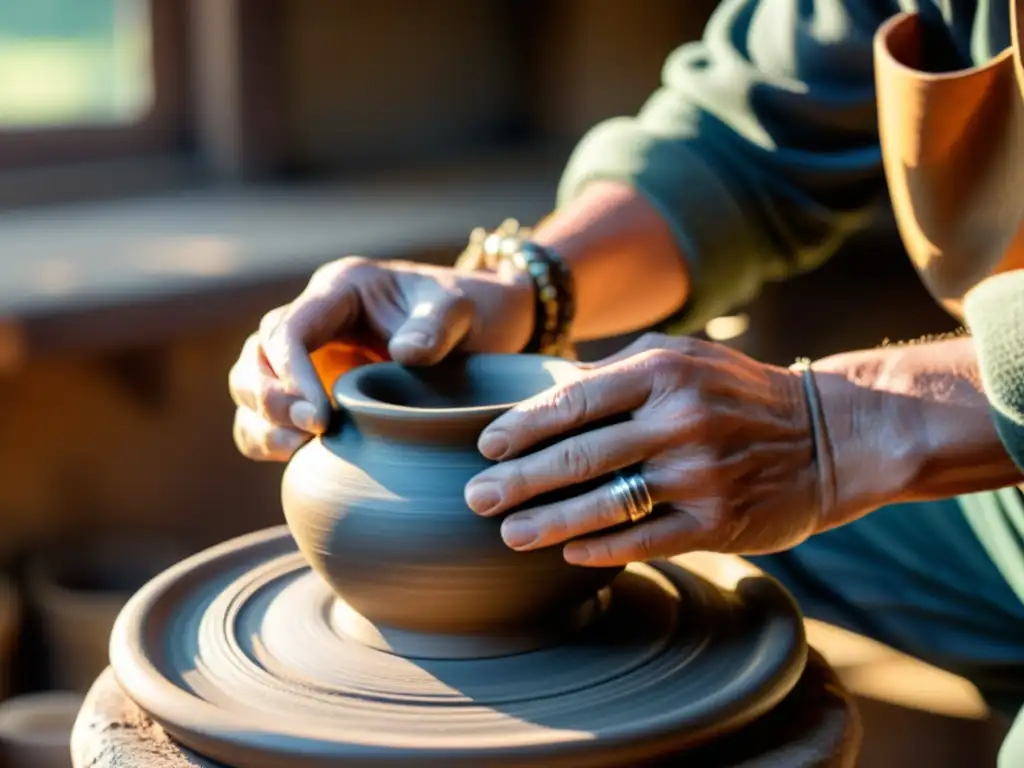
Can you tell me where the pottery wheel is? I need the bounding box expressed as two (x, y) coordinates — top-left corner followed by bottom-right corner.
(111, 526), (807, 768)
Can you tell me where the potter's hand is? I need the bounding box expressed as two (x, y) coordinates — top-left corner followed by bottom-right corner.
(464, 333), (835, 567)
(229, 257), (534, 461)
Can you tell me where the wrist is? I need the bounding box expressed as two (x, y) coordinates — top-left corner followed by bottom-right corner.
(811, 367), (921, 530)
(456, 220), (577, 358)
(811, 338), (1024, 515)
(531, 181), (689, 340)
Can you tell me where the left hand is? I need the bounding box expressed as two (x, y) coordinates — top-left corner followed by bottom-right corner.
(464, 333), (831, 567)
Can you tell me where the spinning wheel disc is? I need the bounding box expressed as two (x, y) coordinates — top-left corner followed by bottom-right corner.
(111, 527), (806, 768)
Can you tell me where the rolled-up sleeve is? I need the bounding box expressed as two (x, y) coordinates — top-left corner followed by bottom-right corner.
(557, 0), (895, 332)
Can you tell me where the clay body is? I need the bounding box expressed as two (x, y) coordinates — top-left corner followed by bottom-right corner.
(105, 354), (810, 766)
(281, 354), (622, 658)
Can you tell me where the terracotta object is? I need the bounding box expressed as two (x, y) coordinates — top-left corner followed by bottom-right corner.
(875, 3), (1024, 320)
(27, 533), (188, 692)
(0, 691), (84, 768)
(281, 354), (622, 658)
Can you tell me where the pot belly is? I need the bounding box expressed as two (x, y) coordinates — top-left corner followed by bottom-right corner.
(281, 436), (620, 656)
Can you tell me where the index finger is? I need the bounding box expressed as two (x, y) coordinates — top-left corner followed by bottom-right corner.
(260, 273), (363, 429)
(478, 359), (653, 460)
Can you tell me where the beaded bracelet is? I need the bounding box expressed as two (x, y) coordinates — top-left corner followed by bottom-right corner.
(455, 218), (577, 359)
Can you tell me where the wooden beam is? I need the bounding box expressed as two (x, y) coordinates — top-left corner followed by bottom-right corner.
(188, 0), (287, 179)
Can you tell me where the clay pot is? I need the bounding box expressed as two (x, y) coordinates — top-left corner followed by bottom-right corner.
(26, 533), (188, 692)
(0, 691), (83, 768)
(281, 354), (623, 659)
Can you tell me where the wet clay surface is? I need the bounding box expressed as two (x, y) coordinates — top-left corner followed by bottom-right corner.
(108, 527), (807, 767)
(281, 355), (622, 659)
(104, 357), (814, 766)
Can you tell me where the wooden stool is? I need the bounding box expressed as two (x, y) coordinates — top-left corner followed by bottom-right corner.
(71, 648), (860, 768)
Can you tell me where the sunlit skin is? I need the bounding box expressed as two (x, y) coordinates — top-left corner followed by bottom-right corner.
(463, 333), (1021, 567)
(229, 181), (1020, 567)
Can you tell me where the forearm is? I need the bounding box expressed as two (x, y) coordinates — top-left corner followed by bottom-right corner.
(547, 0), (889, 340)
(531, 181), (690, 341)
(813, 337), (1023, 526)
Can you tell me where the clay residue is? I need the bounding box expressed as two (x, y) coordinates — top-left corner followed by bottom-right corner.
(71, 668), (222, 768)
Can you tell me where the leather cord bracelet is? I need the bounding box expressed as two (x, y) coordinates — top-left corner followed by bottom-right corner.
(455, 218), (577, 359)
(790, 359), (837, 518)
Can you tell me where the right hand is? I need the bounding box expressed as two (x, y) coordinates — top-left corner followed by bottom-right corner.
(229, 256), (535, 462)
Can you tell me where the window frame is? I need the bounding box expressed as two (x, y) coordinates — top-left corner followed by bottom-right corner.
(0, 0), (189, 171)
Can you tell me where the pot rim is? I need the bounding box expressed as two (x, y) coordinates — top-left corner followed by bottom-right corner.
(332, 353), (580, 420)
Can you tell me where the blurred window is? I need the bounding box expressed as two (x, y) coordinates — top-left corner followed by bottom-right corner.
(0, 0), (184, 175)
(0, 0), (153, 129)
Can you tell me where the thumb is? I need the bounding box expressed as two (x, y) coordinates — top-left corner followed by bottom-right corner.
(389, 288), (474, 365)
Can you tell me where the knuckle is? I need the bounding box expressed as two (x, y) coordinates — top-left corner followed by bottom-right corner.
(648, 413), (684, 443)
(266, 426), (300, 455)
(631, 527), (659, 560)
(551, 379), (590, 427)
(307, 263), (339, 292)
(558, 440), (594, 480)
(305, 259), (362, 288)
(258, 308), (283, 338)
(259, 388), (292, 424)
(253, 376), (276, 411)
(258, 307), (291, 348)
(261, 325), (298, 369)
(540, 507), (573, 542)
(339, 254), (369, 268)
(587, 540), (615, 564)
(308, 256), (369, 291)
(227, 363), (248, 403)
(229, 337), (261, 389)
(239, 332), (261, 358)
(228, 345), (245, 379)
(232, 410), (264, 460)
(259, 306), (287, 330)
(502, 463), (531, 501)
(641, 347), (685, 371)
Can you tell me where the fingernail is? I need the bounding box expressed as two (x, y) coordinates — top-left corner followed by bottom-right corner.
(391, 332), (431, 349)
(502, 518), (538, 548)
(479, 430), (510, 459)
(289, 400), (322, 432)
(563, 545), (591, 564)
(465, 482), (502, 515)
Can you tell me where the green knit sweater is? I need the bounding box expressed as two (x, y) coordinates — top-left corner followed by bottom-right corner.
(556, 0), (1024, 598)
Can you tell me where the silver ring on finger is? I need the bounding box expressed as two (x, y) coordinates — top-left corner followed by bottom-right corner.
(609, 472), (654, 524)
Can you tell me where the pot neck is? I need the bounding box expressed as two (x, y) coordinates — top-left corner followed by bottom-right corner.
(329, 404), (504, 449)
